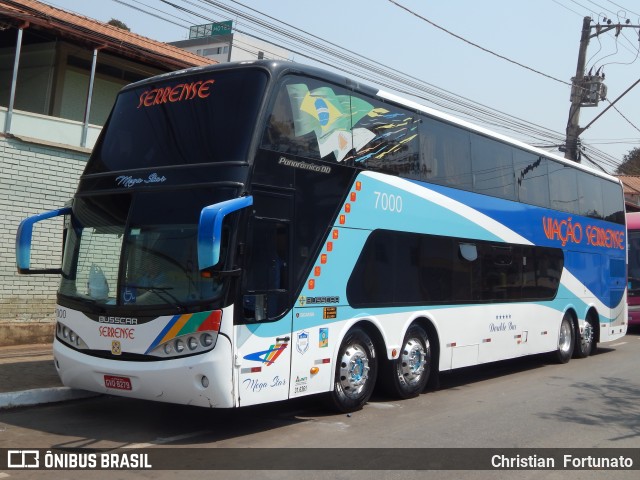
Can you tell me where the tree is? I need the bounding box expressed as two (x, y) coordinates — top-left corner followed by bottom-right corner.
(107, 18), (130, 31)
(616, 147), (640, 175)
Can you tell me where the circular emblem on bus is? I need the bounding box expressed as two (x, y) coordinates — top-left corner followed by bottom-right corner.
(314, 99), (330, 126)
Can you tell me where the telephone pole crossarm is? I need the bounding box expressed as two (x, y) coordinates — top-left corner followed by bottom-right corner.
(564, 17), (640, 162)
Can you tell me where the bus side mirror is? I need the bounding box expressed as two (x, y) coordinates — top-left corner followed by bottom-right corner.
(16, 207), (71, 274)
(198, 196), (253, 270)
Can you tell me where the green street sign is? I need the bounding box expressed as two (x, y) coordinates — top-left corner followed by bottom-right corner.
(189, 21), (233, 39)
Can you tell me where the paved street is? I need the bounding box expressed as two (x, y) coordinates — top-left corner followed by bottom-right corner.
(0, 327), (638, 479)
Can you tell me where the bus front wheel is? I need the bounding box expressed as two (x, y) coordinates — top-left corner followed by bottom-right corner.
(329, 328), (377, 413)
(555, 313), (575, 364)
(385, 324), (431, 399)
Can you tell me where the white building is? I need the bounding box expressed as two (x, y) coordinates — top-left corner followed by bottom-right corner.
(0, 0), (213, 345)
(170, 21), (291, 63)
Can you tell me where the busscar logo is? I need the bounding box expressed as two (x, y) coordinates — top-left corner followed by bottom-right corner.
(305, 296), (340, 305)
(8, 450), (39, 468)
(99, 316), (138, 325)
(298, 296), (339, 306)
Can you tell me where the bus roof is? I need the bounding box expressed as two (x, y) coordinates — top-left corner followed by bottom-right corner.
(123, 59), (621, 186)
(376, 89), (621, 185)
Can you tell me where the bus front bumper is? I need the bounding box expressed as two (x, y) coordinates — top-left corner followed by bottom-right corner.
(53, 336), (235, 408)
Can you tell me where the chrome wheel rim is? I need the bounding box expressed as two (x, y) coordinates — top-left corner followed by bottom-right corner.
(399, 337), (428, 386)
(559, 318), (572, 354)
(582, 321), (593, 348)
(338, 344), (370, 399)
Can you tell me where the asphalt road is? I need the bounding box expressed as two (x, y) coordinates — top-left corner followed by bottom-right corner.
(1, 327), (639, 480)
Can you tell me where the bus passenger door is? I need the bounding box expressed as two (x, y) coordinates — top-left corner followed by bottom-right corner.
(235, 191), (293, 407)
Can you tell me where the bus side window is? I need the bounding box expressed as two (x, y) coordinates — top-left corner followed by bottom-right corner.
(419, 117), (472, 190)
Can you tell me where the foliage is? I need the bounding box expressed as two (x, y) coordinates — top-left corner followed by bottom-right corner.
(107, 18), (130, 31)
(616, 147), (640, 175)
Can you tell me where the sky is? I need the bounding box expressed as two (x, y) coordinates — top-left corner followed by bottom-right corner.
(41, 0), (640, 173)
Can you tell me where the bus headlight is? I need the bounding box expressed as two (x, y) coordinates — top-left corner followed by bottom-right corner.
(55, 322), (88, 350)
(150, 330), (220, 358)
(148, 310), (222, 359)
(201, 333), (214, 347)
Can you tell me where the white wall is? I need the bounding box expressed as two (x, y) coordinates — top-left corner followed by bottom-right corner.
(0, 135), (87, 327)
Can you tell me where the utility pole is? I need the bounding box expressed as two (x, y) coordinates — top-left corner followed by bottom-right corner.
(564, 16), (640, 162)
(564, 17), (592, 162)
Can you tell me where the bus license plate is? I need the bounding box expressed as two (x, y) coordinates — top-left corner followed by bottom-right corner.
(104, 375), (132, 391)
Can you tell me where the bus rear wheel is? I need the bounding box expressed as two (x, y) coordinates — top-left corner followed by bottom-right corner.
(574, 314), (597, 358)
(385, 325), (431, 399)
(555, 313), (575, 364)
(329, 328), (377, 413)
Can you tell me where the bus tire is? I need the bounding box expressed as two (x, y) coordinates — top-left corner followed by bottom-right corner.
(385, 324), (431, 399)
(574, 313), (597, 358)
(329, 328), (377, 413)
(555, 312), (575, 364)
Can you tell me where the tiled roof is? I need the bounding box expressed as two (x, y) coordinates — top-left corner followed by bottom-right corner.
(0, 0), (214, 69)
(618, 175), (640, 195)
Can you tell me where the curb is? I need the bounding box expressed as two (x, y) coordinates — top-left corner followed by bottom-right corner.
(0, 387), (100, 410)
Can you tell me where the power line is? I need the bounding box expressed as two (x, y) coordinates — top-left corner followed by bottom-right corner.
(178, 0), (625, 171)
(386, 0), (572, 87)
(113, 0), (190, 28)
(584, 0), (618, 18)
(552, 0), (585, 16)
(80, 0), (625, 172)
(608, 100), (640, 134)
(605, 0), (640, 17)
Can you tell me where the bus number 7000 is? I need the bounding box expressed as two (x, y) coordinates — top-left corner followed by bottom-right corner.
(374, 191), (403, 213)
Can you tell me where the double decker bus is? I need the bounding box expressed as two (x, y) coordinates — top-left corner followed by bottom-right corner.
(626, 212), (640, 326)
(16, 61), (627, 412)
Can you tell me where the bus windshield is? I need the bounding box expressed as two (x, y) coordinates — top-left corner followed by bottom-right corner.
(59, 187), (238, 311)
(85, 68), (268, 174)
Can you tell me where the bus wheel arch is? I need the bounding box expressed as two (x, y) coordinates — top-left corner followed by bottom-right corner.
(574, 307), (598, 358)
(328, 323), (380, 413)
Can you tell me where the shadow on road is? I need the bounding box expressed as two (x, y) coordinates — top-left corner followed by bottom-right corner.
(535, 326), (640, 441)
(0, 335), (635, 448)
(537, 374), (640, 441)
